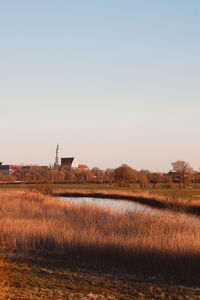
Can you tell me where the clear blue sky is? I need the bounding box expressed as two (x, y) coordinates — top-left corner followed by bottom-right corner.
(0, 1), (200, 171)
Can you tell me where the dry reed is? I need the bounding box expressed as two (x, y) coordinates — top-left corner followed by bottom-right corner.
(0, 190), (200, 282)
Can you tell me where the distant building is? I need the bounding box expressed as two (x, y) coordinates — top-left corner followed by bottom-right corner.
(54, 144), (61, 167)
(54, 145), (80, 170)
(24, 165), (48, 170)
(61, 157), (78, 169)
(78, 164), (89, 171)
(0, 163), (22, 174)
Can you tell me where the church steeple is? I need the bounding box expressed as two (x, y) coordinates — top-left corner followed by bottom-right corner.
(55, 144), (61, 167)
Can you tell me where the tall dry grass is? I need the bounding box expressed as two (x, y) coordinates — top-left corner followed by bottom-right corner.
(0, 190), (200, 282)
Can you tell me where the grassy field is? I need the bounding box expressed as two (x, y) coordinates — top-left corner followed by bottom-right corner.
(1, 183), (200, 199)
(1, 259), (200, 299)
(1, 189), (200, 298)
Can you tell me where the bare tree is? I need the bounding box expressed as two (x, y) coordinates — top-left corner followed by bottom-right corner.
(138, 170), (149, 189)
(149, 172), (162, 188)
(105, 169), (115, 186)
(114, 164), (134, 187)
(92, 167), (105, 181)
(171, 160), (192, 188)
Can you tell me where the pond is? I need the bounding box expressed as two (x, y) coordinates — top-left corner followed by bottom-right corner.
(60, 197), (200, 225)
(60, 196), (160, 214)
(60, 196), (200, 226)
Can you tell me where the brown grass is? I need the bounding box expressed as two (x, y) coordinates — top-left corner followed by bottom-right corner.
(0, 190), (200, 283)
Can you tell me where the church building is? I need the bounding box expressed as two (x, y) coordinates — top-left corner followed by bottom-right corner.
(54, 145), (78, 169)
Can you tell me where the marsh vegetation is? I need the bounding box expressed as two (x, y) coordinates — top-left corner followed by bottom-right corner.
(0, 190), (200, 286)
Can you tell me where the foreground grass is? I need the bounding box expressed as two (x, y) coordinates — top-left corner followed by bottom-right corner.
(1, 190), (200, 285)
(1, 190), (200, 298)
(1, 259), (200, 299)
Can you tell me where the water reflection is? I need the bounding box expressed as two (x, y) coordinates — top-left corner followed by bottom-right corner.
(60, 197), (200, 225)
(61, 197), (155, 214)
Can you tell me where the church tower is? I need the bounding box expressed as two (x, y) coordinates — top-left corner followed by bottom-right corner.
(55, 144), (61, 167)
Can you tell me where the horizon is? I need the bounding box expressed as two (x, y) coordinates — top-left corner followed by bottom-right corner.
(0, 143), (198, 173)
(1, 1), (200, 172)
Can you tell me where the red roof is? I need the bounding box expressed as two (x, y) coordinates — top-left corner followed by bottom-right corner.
(0, 165), (22, 169)
(78, 165), (88, 169)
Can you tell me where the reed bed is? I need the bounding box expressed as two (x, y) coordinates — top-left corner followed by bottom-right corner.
(0, 190), (200, 283)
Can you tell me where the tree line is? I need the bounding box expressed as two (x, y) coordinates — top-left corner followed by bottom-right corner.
(0, 160), (199, 189)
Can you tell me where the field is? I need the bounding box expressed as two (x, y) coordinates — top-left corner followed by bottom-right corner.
(1, 189), (200, 298)
(2, 260), (200, 299)
(1, 182), (200, 198)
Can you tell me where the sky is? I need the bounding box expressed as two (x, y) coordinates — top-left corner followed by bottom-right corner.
(0, 0), (200, 171)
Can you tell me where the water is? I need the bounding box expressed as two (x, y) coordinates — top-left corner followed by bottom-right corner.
(60, 196), (200, 225)
(60, 196), (156, 214)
